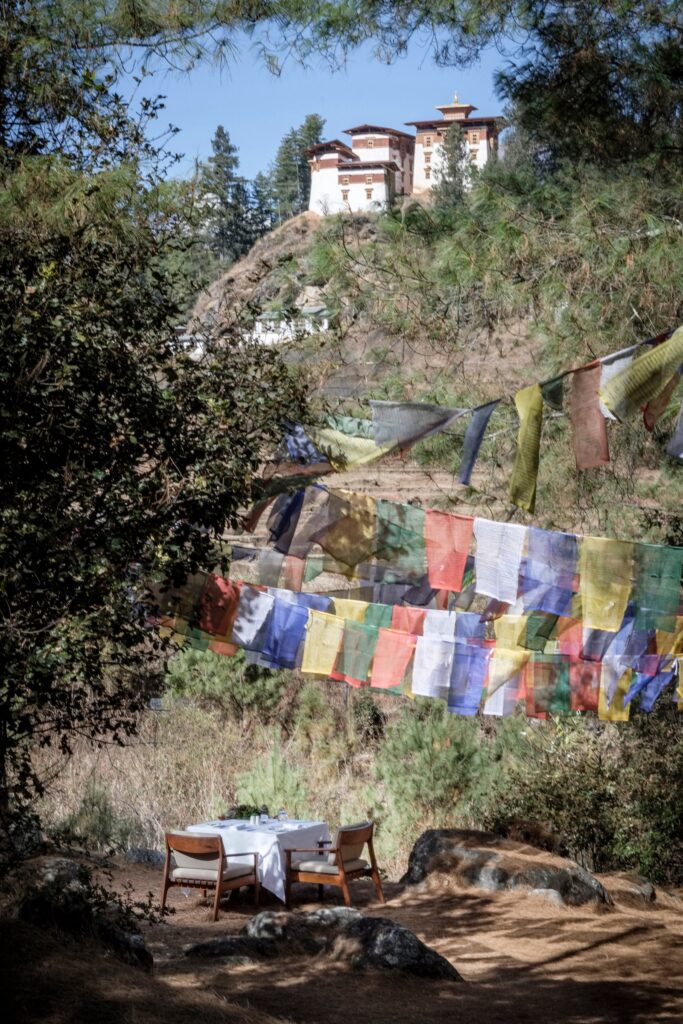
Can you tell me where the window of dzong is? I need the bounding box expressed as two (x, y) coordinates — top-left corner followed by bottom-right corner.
(425, 167), (431, 180)
(341, 189), (350, 201)
(367, 138), (374, 148)
(470, 132), (479, 144)
(365, 188), (373, 199)
(424, 153), (431, 164)
(425, 135), (432, 147)
(365, 174), (373, 184)
(341, 175), (349, 184)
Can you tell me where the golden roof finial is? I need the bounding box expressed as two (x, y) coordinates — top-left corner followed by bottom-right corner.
(454, 92), (458, 103)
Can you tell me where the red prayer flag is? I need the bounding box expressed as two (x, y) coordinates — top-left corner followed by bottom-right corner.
(424, 510), (474, 592)
(570, 363), (609, 470)
(391, 605), (427, 635)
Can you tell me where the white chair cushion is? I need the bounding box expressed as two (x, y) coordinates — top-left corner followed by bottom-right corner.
(292, 857), (369, 876)
(170, 864), (253, 883)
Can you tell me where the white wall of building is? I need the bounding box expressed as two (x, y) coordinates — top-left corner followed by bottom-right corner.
(309, 164), (352, 215)
(339, 178), (390, 212)
(413, 138), (445, 194)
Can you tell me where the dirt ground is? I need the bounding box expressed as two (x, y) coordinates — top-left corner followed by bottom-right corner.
(114, 860), (683, 1024)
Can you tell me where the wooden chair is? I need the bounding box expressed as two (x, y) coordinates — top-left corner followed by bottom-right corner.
(160, 831), (260, 921)
(284, 820), (384, 908)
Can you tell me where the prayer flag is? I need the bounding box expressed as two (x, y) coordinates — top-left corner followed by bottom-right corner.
(540, 375), (565, 411)
(311, 490), (377, 567)
(599, 325), (683, 422)
(411, 636), (455, 700)
(391, 605), (427, 636)
(423, 608), (458, 639)
(571, 363), (609, 470)
(450, 642), (492, 715)
(666, 400), (683, 458)
(370, 400), (467, 447)
(599, 344), (640, 420)
(231, 586), (275, 650)
(525, 654), (572, 716)
(331, 621), (379, 687)
(332, 597), (368, 623)
(424, 509), (474, 591)
(579, 536), (634, 632)
(259, 597), (310, 668)
(301, 611), (345, 676)
(376, 500), (427, 578)
(598, 661), (632, 721)
(521, 527), (578, 616)
(643, 373), (680, 432)
(473, 519), (527, 605)
(459, 401), (499, 485)
(509, 384), (544, 513)
(632, 543), (683, 633)
(370, 628), (416, 689)
(363, 603), (394, 629)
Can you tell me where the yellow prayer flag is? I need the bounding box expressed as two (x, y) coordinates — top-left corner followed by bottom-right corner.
(332, 598), (368, 623)
(599, 325), (683, 422)
(487, 648), (531, 696)
(312, 427), (393, 469)
(509, 384), (544, 512)
(598, 665), (632, 722)
(579, 536), (634, 632)
(494, 614), (529, 650)
(300, 611), (345, 676)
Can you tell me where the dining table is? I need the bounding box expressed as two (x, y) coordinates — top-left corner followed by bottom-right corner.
(186, 817), (331, 902)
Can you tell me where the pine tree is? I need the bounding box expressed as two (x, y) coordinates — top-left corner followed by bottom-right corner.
(250, 172), (276, 237)
(431, 123), (473, 208)
(271, 114), (325, 222)
(201, 125), (252, 262)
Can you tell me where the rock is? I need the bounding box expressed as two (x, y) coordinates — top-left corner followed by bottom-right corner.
(185, 935), (278, 959)
(18, 856), (153, 971)
(331, 916), (462, 981)
(401, 827), (501, 884)
(620, 873), (656, 902)
(401, 829), (612, 907)
(124, 847), (165, 868)
(189, 907), (461, 981)
(527, 888), (566, 908)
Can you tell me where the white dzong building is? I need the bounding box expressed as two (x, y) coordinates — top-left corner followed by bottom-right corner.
(307, 94), (501, 214)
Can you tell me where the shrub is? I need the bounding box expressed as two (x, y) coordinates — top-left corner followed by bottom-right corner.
(236, 743), (309, 819)
(165, 648), (295, 727)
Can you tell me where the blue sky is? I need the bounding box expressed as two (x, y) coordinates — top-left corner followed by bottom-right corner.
(127, 37), (505, 181)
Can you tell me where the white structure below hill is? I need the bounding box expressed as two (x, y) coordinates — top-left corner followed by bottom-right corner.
(307, 94), (501, 215)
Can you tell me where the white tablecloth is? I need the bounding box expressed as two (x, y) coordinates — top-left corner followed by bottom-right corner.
(186, 818), (331, 902)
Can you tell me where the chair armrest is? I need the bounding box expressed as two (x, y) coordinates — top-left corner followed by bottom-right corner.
(285, 847), (331, 855)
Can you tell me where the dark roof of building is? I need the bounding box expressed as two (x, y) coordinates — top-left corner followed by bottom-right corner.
(306, 139), (357, 158)
(405, 116), (501, 130)
(338, 160), (401, 172)
(343, 124), (414, 140)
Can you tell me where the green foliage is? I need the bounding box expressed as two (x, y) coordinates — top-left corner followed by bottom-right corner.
(236, 743), (309, 818)
(165, 648), (294, 727)
(272, 114), (325, 222)
(0, 4), (310, 843)
(431, 123), (473, 209)
(375, 701), (488, 826)
(486, 710), (683, 883)
(200, 125), (254, 262)
(350, 690), (386, 745)
(61, 778), (135, 851)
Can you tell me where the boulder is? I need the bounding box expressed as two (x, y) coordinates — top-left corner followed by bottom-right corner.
(527, 888), (566, 909)
(401, 829), (612, 907)
(184, 934), (278, 959)
(186, 907), (461, 981)
(17, 856), (153, 971)
(329, 916), (462, 981)
(124, 847), (165, 868)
